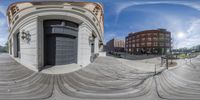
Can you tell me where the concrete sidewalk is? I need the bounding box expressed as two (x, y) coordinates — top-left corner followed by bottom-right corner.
(117, 56), (165, 72)
(41, 64), (82, 74)
(1, 54), (200, 100)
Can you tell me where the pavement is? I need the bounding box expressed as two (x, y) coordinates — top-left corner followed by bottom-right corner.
(0, 53), (200, 100)
(117, 55), (164, 72)
(41, 64), (82, 74)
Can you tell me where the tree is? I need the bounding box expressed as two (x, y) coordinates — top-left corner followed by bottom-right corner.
(3, 42), (8, 52)
(0, 42), (8, 53)
(170, 35), (174, 64)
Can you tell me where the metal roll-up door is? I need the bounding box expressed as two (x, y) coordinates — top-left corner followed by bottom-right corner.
(55, 35), (77, 65)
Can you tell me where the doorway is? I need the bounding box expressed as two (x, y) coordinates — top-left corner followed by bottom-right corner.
(16, 32), (20, 58)
(43, 20), (78, 66)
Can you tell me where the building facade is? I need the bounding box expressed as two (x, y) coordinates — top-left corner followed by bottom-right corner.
(106, 38), (125, 53)
(7, 1), (104, 71)
(125, 29), (171, 55)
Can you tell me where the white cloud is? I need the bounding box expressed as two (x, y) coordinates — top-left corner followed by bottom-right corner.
(114, 1), (200, 15)
(0, 32), (8, 45)
(0, 18), (8, 46)
(0, 28), (8, 46)
(104, 32), (126, 43)
(173, 19), (200, 48)
(0, 37), (7, 46)
(104, 33), (116, 42)
(113, 0), (200, 26)
(113, 1), (200, 48)
(187, 19), (200, 35)
(176, 34), (200, 48)
(0, 6), (8, 46)
(0, 6), (6, 17)
(0, 18), (6, 27)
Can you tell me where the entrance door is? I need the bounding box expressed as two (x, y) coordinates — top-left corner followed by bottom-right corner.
(44, 20), (78, 66)
(91, 35), (95, 54)
(16, 32), (20, 58)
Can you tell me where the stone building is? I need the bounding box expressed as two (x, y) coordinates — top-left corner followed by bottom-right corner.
(125, 29), (171, 55)
(7, 1), (104, 71)
(106, 38), (125, 53)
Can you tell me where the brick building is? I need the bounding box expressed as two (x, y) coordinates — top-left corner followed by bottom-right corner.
(125, 29), (171, 55)
(106, 38), (125, 53)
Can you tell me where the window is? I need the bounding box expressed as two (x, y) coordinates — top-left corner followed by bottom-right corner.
(153, 42), (158, 46)
(141, 34), (145, 37)
(160, 42), (164, 46)
(147, 37), (151, 41)
(126, 45), (128, 48)
(153, 37), (157, 41)
(159, 33), (164, 38)
(159, 37), (165, 41)
(165, 34), (170, 37)
(136, 43), (139, 47)
(165, 38), (170, 41)
(141, 43), (145, 47)
(166, 43), (170, 46)
(142, 38), (145, 41)
(93, 7), (99, 16)
(147, 42), (151, 46)
(11, 6), (19, 15)
(128, 37), (131, 40)
(66, 21), (78, 28)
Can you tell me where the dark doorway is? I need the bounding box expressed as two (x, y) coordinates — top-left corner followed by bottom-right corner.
(90, 35), (96, 62)
(9, 39), (12, 55)
(16, 32), (20, 58)
(43, 20), (78, 66)
(91, 35), (95, 54)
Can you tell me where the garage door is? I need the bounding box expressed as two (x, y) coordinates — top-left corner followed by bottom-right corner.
(44, 20), (78, 66)
(55, 36), (77, 65)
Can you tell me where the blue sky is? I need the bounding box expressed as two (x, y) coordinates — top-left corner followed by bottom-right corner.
(1, 0), (200, 48)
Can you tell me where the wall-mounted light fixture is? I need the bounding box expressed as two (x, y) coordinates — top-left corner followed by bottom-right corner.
(21, 30), (31, 43)
(89, 35), (95, 45)
(88, 36), (94, 42)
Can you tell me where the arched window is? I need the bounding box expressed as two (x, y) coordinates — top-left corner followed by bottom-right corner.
(11, 5), (19, 15)
(93, 6), (100, 16)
